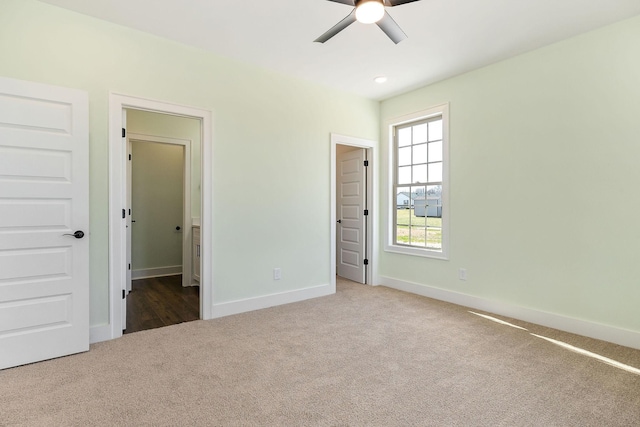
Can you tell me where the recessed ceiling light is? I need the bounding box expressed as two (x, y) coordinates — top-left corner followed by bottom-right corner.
(374, 76), (388, 84)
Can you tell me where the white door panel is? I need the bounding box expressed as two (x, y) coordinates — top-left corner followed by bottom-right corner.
(0, 76), (89, 370)
(341, 227), (359, 243)
(0, 199), (71, 229)
(337, 149), (366, 283)
(0, 96), (72, 133)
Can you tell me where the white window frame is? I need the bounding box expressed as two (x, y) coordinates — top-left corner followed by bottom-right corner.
(385, 103), (449, 260)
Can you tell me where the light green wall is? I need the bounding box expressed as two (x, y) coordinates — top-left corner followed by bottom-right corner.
(7, 0), (635, 336)
(127, 109), (201, 216)
(0, 0), (379, 327)
(380, 15), (640, 333)
(131, 141), (184, 270)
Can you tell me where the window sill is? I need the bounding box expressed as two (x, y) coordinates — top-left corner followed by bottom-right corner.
(384, 244), (449, 260)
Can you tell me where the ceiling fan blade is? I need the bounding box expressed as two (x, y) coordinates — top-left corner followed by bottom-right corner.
(325, 0), (355, 5)
(314, 9), (357, 43)
(385, 0), (421, 6)
(376, 11), (407, 44)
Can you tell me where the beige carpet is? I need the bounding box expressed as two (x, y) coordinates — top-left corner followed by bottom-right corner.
(2, 278), (639, 426)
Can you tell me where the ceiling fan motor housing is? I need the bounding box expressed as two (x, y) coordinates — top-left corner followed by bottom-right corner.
(315, 0), (421, 44)
(355, 0), (383, 5)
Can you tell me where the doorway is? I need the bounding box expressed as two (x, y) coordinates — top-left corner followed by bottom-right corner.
(124, 123), (199, 333)
(108, 94), (213, 341)
(336, 145), (367, 283)
(330, 134), (376, 291)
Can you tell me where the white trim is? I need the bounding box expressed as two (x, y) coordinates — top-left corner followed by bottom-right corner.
(331, 133), (379, 292)
(379, 276), (640, 350)
(90, 325), (112, 344)
(385, 103), (450, 260)
(109, 93), (213, 341)
(129, 133), (191, 145)
(384, 244), (449, 260)
(128, 132), (193, 289)
(212, 284), (333, 319)
(131, 265), (182, 280)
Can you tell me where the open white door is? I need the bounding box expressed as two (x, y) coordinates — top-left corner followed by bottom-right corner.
(123, 110), (130, 330)
(337, 148), (366, 283)
(0, 77), (89, 370)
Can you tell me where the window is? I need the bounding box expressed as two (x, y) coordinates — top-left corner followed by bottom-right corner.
(388, 105), (448, 259)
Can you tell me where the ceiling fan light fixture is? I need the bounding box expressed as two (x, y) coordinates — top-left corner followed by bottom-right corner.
(355, 0), (385, 24)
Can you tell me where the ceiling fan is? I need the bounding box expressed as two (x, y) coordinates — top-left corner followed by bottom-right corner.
(314, 0), (421, 44)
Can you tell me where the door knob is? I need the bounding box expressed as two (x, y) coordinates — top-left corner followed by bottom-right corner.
(337, 219), (342, 223)
(63, 230), (85, 239)
(176, 226), (181, 231)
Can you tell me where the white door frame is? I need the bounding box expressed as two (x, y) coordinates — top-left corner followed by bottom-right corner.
(109, 93), (213, 340)
(330, 134), (378, 292)
(128, 133), (193, 289)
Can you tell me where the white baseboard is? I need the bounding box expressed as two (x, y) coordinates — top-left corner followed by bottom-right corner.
(89, 284), (333, 344)
(212, 283), (334, 319)
(88, 284), (333, 344)
(132, 265), (182, 280)
(89, 324), (113, 344)
(379, 276), (640, 350)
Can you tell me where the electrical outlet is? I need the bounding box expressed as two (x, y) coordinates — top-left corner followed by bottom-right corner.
(273, 268), (282, 280)
(458, 268), (467, 281)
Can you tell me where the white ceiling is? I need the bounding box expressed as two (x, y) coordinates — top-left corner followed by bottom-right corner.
(39, 0), (640, 100)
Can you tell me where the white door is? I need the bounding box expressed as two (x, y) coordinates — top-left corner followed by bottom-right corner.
(0, 77), (89, 370)
(123, 111), (130, 330)
(337, 148), (366, 283)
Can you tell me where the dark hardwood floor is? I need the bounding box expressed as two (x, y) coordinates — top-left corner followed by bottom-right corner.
(125, 275), (200, 334)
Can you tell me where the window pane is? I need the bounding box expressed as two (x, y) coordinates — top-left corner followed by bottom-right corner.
(411, 185), (426, 225)
(428, 120), (443, 142)
(428, 162), (442, 183)
(398, 166), (411, 184)
(428, 140), (442, 162)
(426, 184), (442, 197)
(411, 185), (425, 201)
(398, 127), (412, 147)
(412, 210), (426, 226)
(413, 164), (427, 183)
(398, 146), (411, 166)
(427, 217), (442, 228)
(426, 203), (442, 219)
(396, 209), (410, 226)
(427, 227), (442, 249)
(396, 187), (411, 214)
(413, 123), (428, 143)
(397, 206), (410, 226)
(396, 224), (409, 244)
(410, 227), (426, 246)
(412, 144), (427, 164)
(426, 185), (442, 219)
(396, 188), (411, 244)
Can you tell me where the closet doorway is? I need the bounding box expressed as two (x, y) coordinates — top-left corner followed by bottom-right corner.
(330, 133), (376, 291)
(108, 93), (212, 341)
(124, 110), (201, 333)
